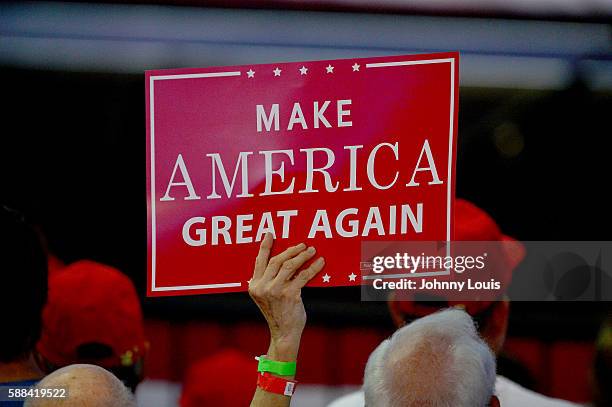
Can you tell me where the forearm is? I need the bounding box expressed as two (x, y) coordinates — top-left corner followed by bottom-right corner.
(248, 235), (324, 407)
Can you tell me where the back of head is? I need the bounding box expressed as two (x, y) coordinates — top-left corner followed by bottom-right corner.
(37, 260), (146, 390)
(24, 364), (135, 407)
(364, 308), (496, 407)
(388, 198), (524, 353)
(0, 205), (48, 363)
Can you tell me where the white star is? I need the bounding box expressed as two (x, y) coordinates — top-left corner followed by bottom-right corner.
(273, 67), (282, 76)
(322, 273), (331, 283)
(352, 63), (360, 72)
(348, 273), (357, 281)
(326, 64), (334, 73)
(299, 66), (308, 75)
(246, 69), (255, 78)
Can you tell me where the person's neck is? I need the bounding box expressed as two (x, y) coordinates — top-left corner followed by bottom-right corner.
(0, 353), (44, 383)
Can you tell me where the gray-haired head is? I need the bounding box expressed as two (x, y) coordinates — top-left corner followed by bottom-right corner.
(363, 308), (496, 407)
(24, 364), (136, 407)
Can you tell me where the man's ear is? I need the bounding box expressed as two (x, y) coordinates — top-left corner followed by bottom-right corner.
(33, 350), (52, 374)
(481, 300), (509, 354)
(387, 292), (406, 328)
(489, 395), (500, 407)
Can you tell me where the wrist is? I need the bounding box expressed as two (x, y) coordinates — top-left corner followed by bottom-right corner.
(257, 355), (297, 378)
(268, 335), (301, 363)
(257, 372), (298, 397)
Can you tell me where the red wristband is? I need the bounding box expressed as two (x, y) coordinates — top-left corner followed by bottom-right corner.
(257, 372), (298, 396)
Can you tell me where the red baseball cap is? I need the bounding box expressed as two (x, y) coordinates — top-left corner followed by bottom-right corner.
(37, 260), (146, 369)
(394, 199), (526, 316)
(180, 349), (257, 407)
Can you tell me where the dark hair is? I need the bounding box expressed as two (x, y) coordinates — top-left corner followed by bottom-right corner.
(0, 205), (48, 363)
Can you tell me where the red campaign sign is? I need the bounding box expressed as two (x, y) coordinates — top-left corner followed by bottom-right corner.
(146, 52), (459, 297)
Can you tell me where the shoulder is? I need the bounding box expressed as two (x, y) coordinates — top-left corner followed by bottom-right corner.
(326, 378), (582, 407)
(496, 376), (582, 407)
(327, 390), (365, 407)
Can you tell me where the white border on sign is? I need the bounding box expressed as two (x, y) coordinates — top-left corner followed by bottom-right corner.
(149, 57), (456, 292)
(363, 57), (455, 280)
(149, 71), (243, 292)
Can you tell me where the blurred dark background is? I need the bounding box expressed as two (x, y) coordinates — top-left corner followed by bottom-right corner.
(0, 1), (610, 403)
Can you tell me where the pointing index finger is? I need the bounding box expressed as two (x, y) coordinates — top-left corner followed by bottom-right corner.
(253, 233), (273, 280)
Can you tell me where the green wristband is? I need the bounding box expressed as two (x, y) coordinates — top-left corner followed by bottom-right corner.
(257, 355), (297, 376)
